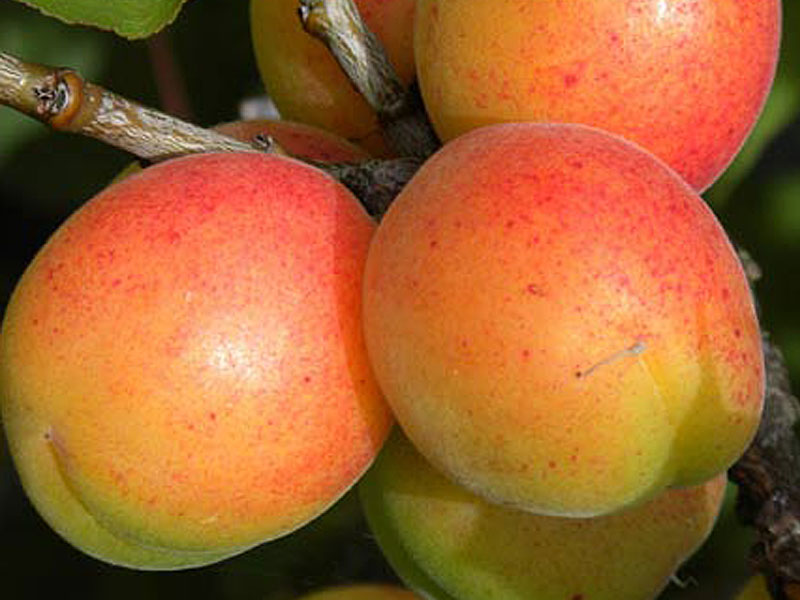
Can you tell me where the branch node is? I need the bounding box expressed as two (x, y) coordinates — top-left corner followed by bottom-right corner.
(33, 69), (85, 129)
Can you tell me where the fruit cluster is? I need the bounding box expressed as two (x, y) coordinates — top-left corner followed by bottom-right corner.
(0, 1), (781, 599)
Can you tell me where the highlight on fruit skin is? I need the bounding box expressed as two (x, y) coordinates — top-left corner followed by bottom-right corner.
(414, 0), (781, 191)
(362, 121), (764, 518)
(360, 429), (728, 600)
(0, 151), (392, 569)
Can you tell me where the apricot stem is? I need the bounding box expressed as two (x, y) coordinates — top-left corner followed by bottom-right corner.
(318, 156), (424, 218)
(298, 0), (440, 158)
(0, 51), (271, 162)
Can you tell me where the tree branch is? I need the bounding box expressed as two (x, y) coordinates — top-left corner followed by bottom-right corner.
(298, 0), (440, 159)
(0, 51), (270, 162)
(0, 51), (416, 217)
(728, 251), (800, 600)
(730, 336), (800, 600)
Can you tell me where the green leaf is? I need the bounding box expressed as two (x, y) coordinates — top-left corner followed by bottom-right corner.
(14, 0), (189, 39)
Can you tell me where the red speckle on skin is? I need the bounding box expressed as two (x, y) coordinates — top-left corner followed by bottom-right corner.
(526, 283), (544, 296)
(564, 74), (578, 87)
(209, 412), (217, 421)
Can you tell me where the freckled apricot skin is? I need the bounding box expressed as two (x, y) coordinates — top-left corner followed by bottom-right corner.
(360, 430), (727, 600)
(250, 0), (416, 156)
(414, 0), (781, 191)
(0, 152), (392, 569)
(362, 122), (764, 517)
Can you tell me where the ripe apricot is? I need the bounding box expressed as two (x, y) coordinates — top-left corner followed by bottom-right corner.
(415, 0), (781, 190)
(363, 122), (763, 517)
(0, 152), (392, 568)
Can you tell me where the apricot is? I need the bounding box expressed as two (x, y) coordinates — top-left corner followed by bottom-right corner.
(414, 0), (781, 190)
(362, 122), (764, 517)
(298, 583), (420, 600)
(250, 0), (416, 156)
(360, 430), (727, 600)
(0, 152), (392, 568)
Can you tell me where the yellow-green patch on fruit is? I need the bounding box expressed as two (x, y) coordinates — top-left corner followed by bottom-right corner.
(360, 429), (727, 600)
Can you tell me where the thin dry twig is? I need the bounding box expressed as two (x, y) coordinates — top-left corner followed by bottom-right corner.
(0, 51), (269, 162)
(298, 0), (440, 158)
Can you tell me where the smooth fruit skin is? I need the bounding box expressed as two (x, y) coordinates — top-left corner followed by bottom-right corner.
(360, 430), (727, 600)
(0, 152), (392, 568)
(362, 123), (764, 517)
(298, 583), (420, 600)
(250, 0), (416, 156)
(214, 119), (371, 162)
(414, 0), (781, 191)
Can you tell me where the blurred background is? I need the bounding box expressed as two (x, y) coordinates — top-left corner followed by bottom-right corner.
(0, 0), (798, 598)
